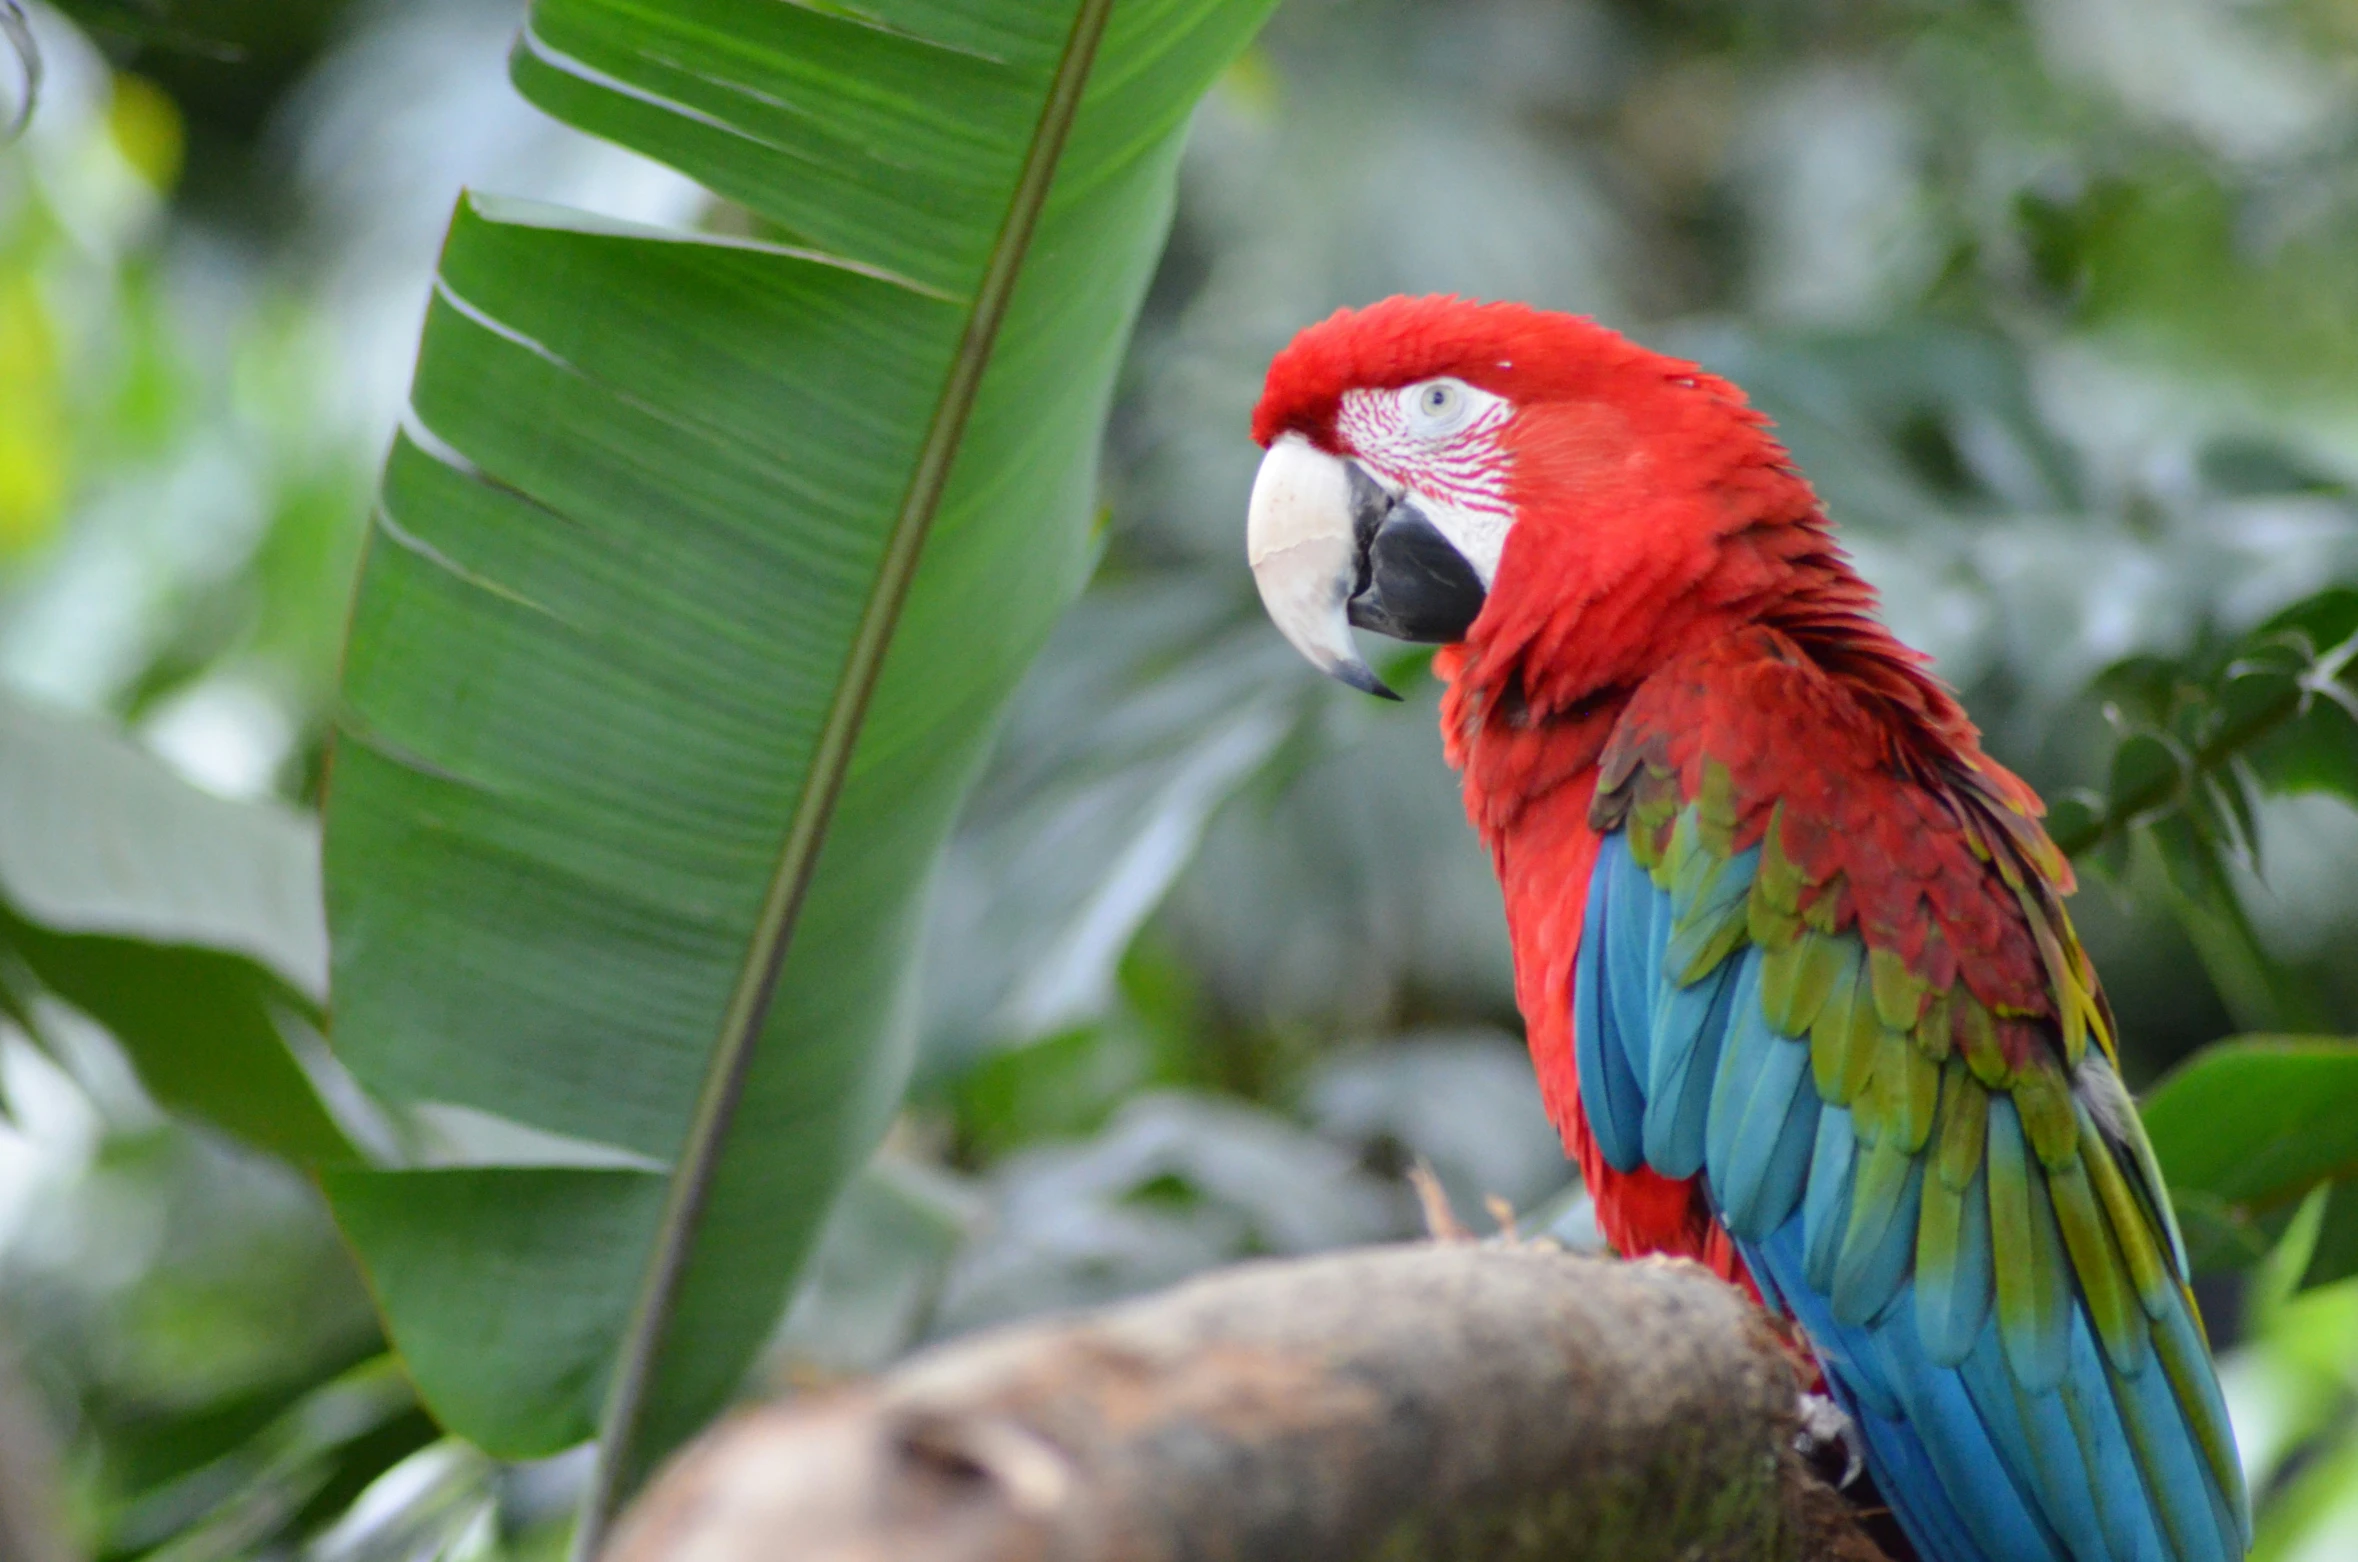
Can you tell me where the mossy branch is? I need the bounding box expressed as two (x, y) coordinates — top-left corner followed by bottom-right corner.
(601, 1244), (1885, 1562)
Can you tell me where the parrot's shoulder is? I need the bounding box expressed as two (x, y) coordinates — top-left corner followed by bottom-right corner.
(1590, 623), (2078, 1050)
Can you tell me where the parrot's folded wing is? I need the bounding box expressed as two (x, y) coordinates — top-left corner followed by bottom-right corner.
(1575, 769), (2247, 1562)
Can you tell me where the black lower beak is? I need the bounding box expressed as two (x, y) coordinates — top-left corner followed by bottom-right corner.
(1342, 463), (1488, 645)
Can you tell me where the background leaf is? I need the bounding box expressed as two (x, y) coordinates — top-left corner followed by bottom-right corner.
(320, 1170), (665, 1460)
(2301, 1184), (2358, 1293)
(21, 0), (2358, 1555)
(319, 0), (1279, 1502)
(2143, 1037), (2358, 1274)
(0, 689), (345, 1163)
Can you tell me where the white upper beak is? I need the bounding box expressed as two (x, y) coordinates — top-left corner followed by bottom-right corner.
(1246, 434), (1396, 699)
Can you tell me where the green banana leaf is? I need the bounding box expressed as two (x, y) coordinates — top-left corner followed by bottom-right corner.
(2142, 1036), (2358, 1277)
(316, 0), (1277, 1519)
(0, 689), (347, 1163)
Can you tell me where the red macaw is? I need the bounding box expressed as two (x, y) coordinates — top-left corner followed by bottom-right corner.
(1244, 296), (2248, 1562)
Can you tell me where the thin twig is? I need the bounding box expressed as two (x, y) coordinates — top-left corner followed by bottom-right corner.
(1483, 1193), (1521, 1241)
(1407, 1158), (1471, 1241)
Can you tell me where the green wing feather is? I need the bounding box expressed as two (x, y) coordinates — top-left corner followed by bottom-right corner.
(1610, 758), (2250, 1557)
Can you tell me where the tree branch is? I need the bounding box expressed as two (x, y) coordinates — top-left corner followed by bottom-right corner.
(604, 1244), (1887, 1562)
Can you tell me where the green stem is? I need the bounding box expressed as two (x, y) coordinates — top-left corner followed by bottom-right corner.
(2148, 829), (2329, 1033)
(2050, 682), (2305, 860)
(568, 1), (1118, 1550)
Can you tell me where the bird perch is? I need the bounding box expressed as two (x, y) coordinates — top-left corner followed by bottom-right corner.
(604, 1243), (1888, 1562)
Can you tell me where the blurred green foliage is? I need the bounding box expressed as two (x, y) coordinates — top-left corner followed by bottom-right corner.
(2141, 1040), (2358, 1286)
(5, 0), (2358, 1559)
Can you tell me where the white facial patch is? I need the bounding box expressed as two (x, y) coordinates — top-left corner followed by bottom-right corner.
(1335, 378), (1517, 586)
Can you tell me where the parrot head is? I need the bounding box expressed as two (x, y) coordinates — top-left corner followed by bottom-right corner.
(1247, 295), (1828, 705)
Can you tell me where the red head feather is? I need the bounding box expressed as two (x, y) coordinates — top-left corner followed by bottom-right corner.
(1251, 296), (1688, 449)
(1252, 295), (2015, 820)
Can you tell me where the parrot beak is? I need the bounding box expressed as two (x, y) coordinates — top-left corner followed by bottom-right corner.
(1247, 435), (1394, 698)
(1246, 434), (1488, 700)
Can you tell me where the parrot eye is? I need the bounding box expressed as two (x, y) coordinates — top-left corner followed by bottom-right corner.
(1403, 378), (1473, 435)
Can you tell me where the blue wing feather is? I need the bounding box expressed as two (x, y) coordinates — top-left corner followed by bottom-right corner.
(1574, 829), (2246, 1562)
(1919, 1165), (1996, 1367)
(1803, 1103), (1858, 1293)
(1703, 972), (1772, 1185)
(1706, 982), (1818, 1237)
(1643, 955), (1740, 1177)
(1831, 1140), (1925, 1326)
(1573, 854), (1645, 1172)
(1750, 1072), (1821, 1237)
(1606, 841), (1667, 1100)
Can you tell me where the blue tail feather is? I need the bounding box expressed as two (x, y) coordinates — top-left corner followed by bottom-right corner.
(2153, 1298), (2249, 1549)
(1753, 1203), (2231, 1562)
(1956, 1312), (2162, 1562)
(1849, 1399), (1991, 1562)
(2111, 1301), (2244, 1562)
(1749, 1217), (2062, 1561)
(2049, 1321), (2170, 1562)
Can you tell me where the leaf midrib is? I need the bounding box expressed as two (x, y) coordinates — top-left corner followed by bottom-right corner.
(570, 0), (1121, 1546)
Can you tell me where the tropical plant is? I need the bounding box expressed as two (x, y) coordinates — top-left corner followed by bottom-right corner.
(312, 0), (1279, 1541)
(13, 1), (2358, 1560)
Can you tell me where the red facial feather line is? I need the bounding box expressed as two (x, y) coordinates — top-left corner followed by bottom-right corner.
(1334, 385), (1516, 520)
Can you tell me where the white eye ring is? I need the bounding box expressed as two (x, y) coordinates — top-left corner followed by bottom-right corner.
(1403, 377), (1473, 434)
